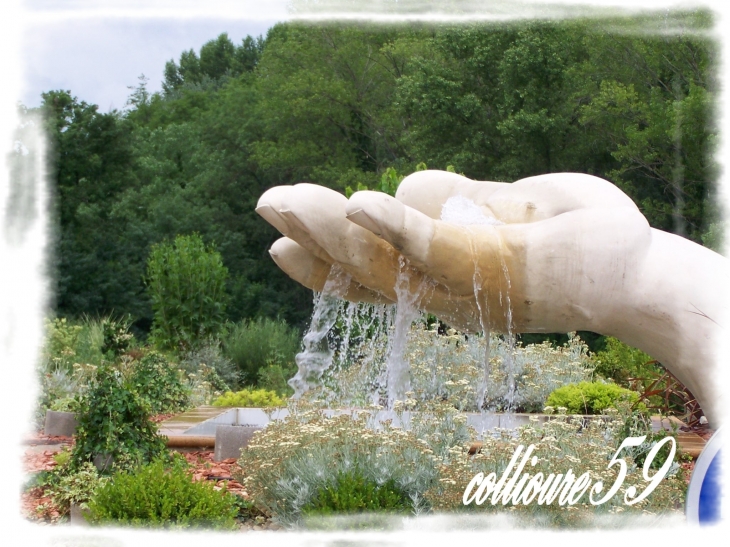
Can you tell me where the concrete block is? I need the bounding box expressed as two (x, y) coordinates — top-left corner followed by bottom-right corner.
(44, 411), (78, 437)
(70, 504), (90, 526)
(93, 453), (114, 472)
(214, 425), (263, 461)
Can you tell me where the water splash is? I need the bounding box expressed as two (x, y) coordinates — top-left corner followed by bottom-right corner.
(288, 264), (352, 398)
(464, 227), (490, 411)
(497, 237), (516, 410)
(441, 195), (503, 226)
(385, 256), (432, 408)
(331, 300), (394, 407)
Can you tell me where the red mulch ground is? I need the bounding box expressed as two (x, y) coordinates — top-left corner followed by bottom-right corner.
(150, 413), (177, 424)
(180, 451), (248, 497)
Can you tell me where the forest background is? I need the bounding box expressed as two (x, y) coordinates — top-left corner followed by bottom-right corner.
(20, 11), (721, 348)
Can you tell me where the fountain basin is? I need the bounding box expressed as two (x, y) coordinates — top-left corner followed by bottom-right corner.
(183, 407), (611, 436)
(173, 407), (615, 461)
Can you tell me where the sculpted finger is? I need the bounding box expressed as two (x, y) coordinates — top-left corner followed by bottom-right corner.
(256, 186), (335, 263)
(269, 238), (394, 304)
(269, 183), (406, 298)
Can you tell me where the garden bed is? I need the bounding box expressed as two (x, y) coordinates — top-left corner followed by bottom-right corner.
(20, 435), (280, 530)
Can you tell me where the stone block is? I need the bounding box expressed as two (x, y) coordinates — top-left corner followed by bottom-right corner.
(214, 425), (263, 461)
(44, 410), (78, 437)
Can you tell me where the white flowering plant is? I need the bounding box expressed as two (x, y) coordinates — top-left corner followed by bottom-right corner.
(235, 402), (687, 528)
(306, 321), (595, 412)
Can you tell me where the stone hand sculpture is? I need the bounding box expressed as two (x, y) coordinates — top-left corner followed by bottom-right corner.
(257, 170), (727, 424)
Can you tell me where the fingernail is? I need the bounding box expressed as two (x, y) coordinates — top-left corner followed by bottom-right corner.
(346, 208), (382, 237)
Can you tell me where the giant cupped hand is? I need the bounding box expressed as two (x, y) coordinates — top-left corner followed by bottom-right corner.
(257, 170), (728, 425)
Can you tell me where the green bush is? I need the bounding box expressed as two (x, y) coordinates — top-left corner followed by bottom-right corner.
(303, 470), (410, 516)
(35, 317), (108, 427)
(257, 363), (296, 397)
(212, 388), (284, 407)
(49, 462), (109, 513)
(100, 315), (135, 358)
(86, 456), (238, 529)
(593, 337), (661, 386)
(545, 381), (641, 414)
(237, 411), (443, 526)
(146, 233), (229, 351)
(619, 409), (684, 471)
(49, 396), (76, 412)
(180, 340), (239, 389)
(130, 351), (190, 414)
(71, 364), (166, 473)
(222, 317), (300, 386)
(42, 316), (106, 373)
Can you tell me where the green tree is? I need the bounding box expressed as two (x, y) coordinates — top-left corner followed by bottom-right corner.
(251, 23), (414, 189)
(39, 90), (145, 319)
(146, 233), (229, 350)
(576, 30), (717, 243)
(162, 33), (264, 96)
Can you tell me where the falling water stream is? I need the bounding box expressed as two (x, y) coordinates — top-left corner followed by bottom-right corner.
(288, 264), (353, 398)
(441, 195), (517, 413)
(384, 256), (433, 408)
(290, 194), (517, 413)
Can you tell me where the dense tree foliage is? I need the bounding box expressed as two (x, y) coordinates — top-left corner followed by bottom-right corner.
(29, 16), (719, 336)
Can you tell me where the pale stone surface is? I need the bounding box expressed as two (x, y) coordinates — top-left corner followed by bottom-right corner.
(214, 425), (263, 461)
(257, 170), (728, 425)
(43, 410), (77, 437)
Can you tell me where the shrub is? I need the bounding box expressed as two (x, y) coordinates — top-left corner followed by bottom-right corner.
(35, 316), (117, 426)
(180, 340), (239, 389)
(26, 460), (109, 518)
(593, 337), (661, 386)
(42, 317), (84, 373)
(545, 381), (641, 414)
(71, 364), (166, 473)
(100, 315), (135, 358)
(618, 408), (686, 470)
(222, 317), (300, 386)
(49, 462), (109, 513)
(85, 456), (238, 529)
(186, 364), (231, 407)
(129, 351), (190, 414)
(429, 409), (686, 527)
(39, 317), (105, 379)
(257, 362), (296, 396)
(49, 396), (76, 412)
(237, 403), (686, 528)
(212, 388), (284, 408)
(146, 233), (229, 351)
(302, 470), (410, 516)
(236, 407), (451, 526)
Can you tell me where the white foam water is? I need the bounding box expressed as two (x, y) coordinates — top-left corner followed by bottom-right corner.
(440, 194), (503, 226)
(288, 264), (353, 398)
(385, 256), (432, 408)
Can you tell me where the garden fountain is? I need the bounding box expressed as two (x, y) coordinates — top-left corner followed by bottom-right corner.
(256, 170), (728, 426)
